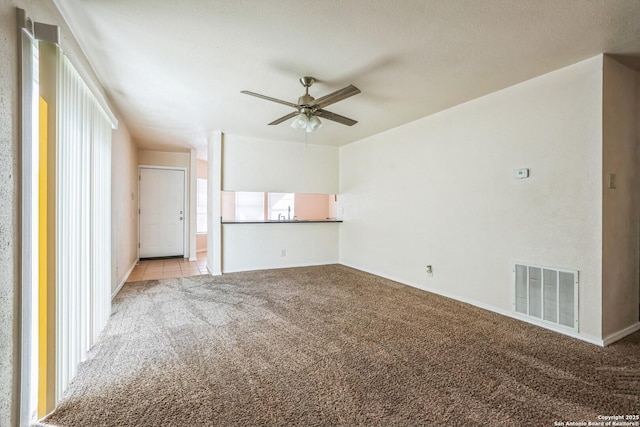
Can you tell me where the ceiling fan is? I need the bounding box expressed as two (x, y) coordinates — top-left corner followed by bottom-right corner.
(241, 77), (361, 132)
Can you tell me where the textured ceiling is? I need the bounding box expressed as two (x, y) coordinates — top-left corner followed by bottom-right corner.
(53, 0), (640, 158)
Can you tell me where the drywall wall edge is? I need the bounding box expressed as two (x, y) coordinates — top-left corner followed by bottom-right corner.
(111, 259), (136, 300)
(602, 322), (640, 346)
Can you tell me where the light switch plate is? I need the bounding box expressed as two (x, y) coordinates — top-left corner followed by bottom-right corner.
(514, 168), (529, 179)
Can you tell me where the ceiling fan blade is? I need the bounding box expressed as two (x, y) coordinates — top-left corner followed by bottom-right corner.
(312, 85), (361, 109)
(268, 111), (298, 125)
(241, 90), (299, 109)
(315, 109), (358, 126)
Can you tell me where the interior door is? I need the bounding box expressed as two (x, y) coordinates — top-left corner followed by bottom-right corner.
(139, 167), (185, 258)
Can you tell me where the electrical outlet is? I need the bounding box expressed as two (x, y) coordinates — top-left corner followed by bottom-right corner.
(426, 265), (433, 277)
(281, 249), (286, 257)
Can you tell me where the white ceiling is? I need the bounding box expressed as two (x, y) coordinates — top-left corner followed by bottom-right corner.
(54, 0), (640, 159)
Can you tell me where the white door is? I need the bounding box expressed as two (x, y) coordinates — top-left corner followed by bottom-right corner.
(139, 168), (185, 258)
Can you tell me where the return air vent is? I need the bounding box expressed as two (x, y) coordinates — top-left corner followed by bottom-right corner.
(514, 263), (578, 331)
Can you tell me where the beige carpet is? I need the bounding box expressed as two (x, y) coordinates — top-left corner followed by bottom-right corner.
(39, 265), (639, 426)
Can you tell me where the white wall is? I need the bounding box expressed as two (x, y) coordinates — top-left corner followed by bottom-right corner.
(220, 134), (340, 272)
(601, 57), (640, 339)
(189, 149), (197, 260)
(222, 223), (340, 272)
(340, 56), (604, 341)
(196, 159), (207, 252)
(111, 123), (138, 296)
(222, 134), (339, 194)
(138, 150), (189, 168)
(207, 131), (222, 275)
(197, 159), (207, 179)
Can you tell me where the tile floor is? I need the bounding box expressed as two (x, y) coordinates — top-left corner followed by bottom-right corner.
(126, 252), (208, 282)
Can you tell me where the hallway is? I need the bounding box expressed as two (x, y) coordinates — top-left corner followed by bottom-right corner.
(126, 252), (208, 282)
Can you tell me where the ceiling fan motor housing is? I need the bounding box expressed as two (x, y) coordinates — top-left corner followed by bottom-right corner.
(298, 94), (315, 108)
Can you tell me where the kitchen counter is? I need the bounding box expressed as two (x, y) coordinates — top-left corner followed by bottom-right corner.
(221, 219), (342, 224)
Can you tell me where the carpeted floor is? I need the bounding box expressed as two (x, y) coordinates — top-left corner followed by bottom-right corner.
(39, 264), (639, 426)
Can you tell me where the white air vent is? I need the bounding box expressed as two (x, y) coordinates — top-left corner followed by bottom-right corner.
(514, 263), (578, 331)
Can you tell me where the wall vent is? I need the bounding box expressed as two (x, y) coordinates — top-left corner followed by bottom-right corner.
(513, 263), (578, 331)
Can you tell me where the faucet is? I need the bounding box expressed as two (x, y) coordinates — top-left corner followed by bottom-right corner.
(278, 213), (284, 221)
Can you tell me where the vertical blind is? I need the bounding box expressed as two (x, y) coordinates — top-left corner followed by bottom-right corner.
(54, 45), (112, 398)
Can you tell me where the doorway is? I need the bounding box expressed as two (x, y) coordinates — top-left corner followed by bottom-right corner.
(139, 167), (186, 258)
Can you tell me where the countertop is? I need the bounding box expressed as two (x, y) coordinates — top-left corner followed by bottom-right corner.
(221, 219), (342, 224)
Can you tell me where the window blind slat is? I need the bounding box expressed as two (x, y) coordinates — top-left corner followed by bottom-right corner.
(53, 45), (112, 401)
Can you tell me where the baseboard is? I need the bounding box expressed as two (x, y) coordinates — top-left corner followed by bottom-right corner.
(602, 322), (640, 346)
(207, 264), (221, 276)
(112, 259), (138, 300)
(509, 312), (604, 346)
(222, 260), (340, 274)
(338, 262), (607, 347)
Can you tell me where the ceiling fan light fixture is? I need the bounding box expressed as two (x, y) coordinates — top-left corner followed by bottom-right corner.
(307, 115), (322, 132)
(290, 112), (309, 130)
